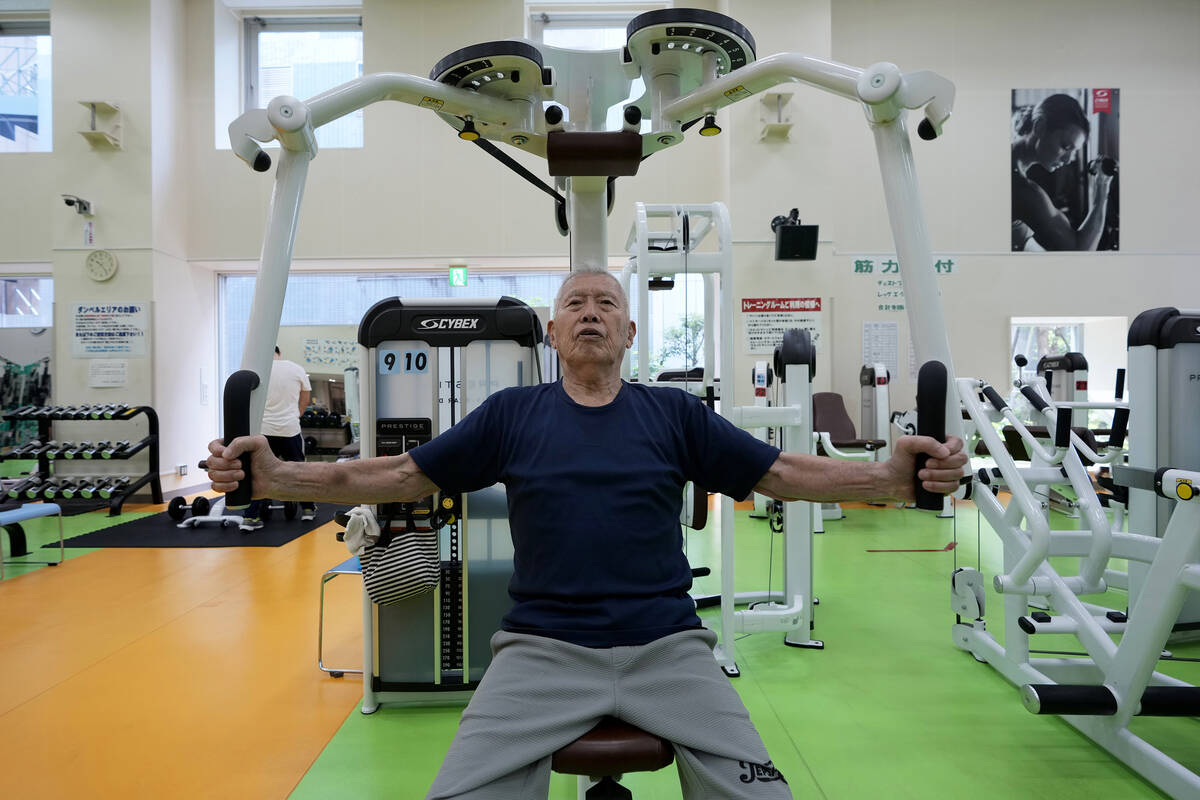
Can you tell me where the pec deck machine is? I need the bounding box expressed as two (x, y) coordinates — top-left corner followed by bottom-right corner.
(221, 9), (964, 702)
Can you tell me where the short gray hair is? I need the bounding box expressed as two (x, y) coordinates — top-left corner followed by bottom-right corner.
(553, 269), (627, 316)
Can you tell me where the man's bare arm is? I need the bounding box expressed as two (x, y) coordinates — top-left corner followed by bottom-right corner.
(754, 435), (967, 504)
(206, 436), (439, 505)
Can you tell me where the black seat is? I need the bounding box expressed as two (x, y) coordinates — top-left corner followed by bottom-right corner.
(551, 717), (675, 799)
(812, 392), (886, 456)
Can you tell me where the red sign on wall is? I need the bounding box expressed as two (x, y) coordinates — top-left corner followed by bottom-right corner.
(1093, 89), (1113, 113)
(741, 297), (822, 313)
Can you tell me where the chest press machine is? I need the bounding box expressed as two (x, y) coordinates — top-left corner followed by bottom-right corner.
(219, 7), (960, 788)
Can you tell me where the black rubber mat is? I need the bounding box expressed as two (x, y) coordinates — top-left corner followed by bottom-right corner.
(43, 503), (352, 548)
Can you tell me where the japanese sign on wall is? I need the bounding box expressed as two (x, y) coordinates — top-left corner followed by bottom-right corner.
(87, 358), (128, 388)
(72, 303), (148, 358)
(848, 256), (956, 313)
(304, 337), (359, 371)
(862, 321), (899, 376)
(741, 297), (824, 355)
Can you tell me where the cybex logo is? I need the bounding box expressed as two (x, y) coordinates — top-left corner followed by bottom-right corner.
(1191, 374), (1200, 382)
(416, 317), (481, 331)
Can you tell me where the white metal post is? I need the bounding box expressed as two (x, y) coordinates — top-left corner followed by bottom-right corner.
(783, 360), (815, 646)
(567, 177), (608, 271)
(240, 147), (312, 432)
(869, 118), (962, 445)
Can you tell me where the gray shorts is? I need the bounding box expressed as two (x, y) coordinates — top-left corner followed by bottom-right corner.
(426, 628), (793, 799)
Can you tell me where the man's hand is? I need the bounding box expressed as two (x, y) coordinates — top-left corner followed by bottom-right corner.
(205, 435), (279, 498)
(883, 435), (968, 502)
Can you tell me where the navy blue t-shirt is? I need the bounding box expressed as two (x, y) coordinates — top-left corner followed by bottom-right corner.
(409, 379), (780, 647)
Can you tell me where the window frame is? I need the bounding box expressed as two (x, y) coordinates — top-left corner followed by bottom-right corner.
(526, 2), (671, 42)
(0, 17), (52, 154)
(242, 15), (363, 113)
(0, 275), (53, 329)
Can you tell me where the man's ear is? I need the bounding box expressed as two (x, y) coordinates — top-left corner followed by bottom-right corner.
(546, 319), (557, 350)
(626, 319), (636, 348)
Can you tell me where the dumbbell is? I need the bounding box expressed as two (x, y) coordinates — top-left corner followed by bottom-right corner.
(1089, 156), (1118, 176)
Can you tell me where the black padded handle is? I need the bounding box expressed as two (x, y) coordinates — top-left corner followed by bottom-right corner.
(981, 385), (1008, 411)
(1055, 408), (1073, 449)
(222, 369), (260, 510)
(1020, 385), (1049, 412)
(914, 360), (947, 511)
(1114, 368), (1126, 401)
(1108, 407), (1130, 449)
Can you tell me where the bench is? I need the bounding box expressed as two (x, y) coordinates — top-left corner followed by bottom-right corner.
(1, 502), (64, 579)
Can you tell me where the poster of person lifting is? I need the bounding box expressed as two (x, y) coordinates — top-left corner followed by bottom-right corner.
(1011, 88), (1120, 252)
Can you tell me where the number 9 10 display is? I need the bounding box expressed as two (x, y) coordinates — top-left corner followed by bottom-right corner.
(379, 348), (429, 374)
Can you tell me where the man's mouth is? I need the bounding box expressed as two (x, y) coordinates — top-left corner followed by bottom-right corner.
(578, 328), (604, 339)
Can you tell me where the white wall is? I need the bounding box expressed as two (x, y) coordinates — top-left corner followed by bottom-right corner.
(811, 0), (1200, 419)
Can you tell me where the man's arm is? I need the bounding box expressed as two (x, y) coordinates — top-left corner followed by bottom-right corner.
(754, 435), (967, 504)
(206, 436), (439, 505)
(298, 389), (310, 417)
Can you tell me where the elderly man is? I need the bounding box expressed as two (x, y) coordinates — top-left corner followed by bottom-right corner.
(206, 269), (966, 799)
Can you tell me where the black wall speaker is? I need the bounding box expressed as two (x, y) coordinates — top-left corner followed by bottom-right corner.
(775, 225), (819, 260)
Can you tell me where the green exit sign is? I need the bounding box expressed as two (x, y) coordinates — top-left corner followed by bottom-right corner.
(449, 266), (468, 287)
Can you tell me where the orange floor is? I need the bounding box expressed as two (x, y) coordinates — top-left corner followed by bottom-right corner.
(0, 503), (363, 798)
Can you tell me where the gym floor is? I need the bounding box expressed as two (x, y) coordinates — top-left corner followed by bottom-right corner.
(1, 491), (1196, 798)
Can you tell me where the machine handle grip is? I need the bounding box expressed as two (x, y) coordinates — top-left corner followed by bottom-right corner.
(222, 369), (260, 510)
(981, 385), (1008, 411)
(1054, 408), (1073, 449)
(1108, 407), (1130, 450)
(1114, 368), (1126, 401)
(1019, 385), (1049, 412)
(914, 360), (947, 511)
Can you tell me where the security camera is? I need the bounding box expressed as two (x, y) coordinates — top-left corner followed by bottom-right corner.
(62, 194), (94, 216)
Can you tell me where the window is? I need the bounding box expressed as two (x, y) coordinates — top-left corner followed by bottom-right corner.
(527, 3), (668, 132)
(0, 20), (51, 153)
(243, 16), (363, 149)
(1010, 315), (1128, 427)
(628, 272), (707, 380)
(218, 271), (563, 386)
(1011, 319), (1083, 387)
(0, 277), (52, 328)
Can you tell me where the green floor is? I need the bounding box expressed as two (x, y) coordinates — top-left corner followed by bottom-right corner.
(291, 502), (1200, 799)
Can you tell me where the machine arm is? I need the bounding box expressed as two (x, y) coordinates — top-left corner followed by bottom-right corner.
(662, 54), (955, 138)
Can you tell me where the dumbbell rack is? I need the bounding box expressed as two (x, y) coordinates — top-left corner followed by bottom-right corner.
(301, 408), (352, 459)
(0, 405), (164, 516)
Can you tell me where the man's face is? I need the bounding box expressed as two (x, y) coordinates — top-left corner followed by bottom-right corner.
(547, 273), (635, 370)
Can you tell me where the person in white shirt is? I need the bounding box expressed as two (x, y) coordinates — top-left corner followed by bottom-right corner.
(239, 347), (317, 530)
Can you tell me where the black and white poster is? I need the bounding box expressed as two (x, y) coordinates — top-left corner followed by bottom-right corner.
(1011, 88), (1119, 251)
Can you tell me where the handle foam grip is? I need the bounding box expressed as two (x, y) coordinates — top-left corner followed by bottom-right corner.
(1109, 408), (1130, 449)
(1055, 408), (1073, 449)
(222, 369), (260, 510)
(1019, 385), (1049, 412)
(914, 360), (948, 511)
(981, 385), (1008, 411)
